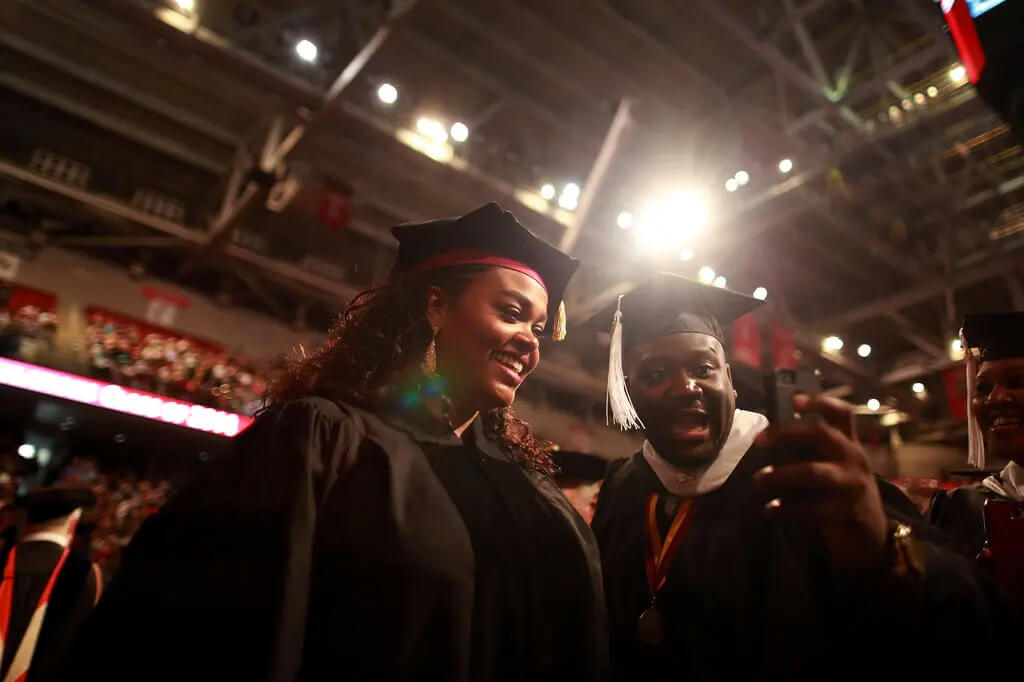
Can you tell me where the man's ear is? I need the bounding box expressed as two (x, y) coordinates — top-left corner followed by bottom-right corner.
(425, 285), (448, 332)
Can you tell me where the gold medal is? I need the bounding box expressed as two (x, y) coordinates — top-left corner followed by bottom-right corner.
(636, 605), (664, 645)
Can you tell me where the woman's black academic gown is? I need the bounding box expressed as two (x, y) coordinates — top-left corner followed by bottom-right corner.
(61, 397), (608, 681)
(592, 447), (1014, 680)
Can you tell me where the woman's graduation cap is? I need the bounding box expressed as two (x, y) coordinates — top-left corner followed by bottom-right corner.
(391, 202), (579, 340)
(552, 450), (608, 483)
(960, 311), (1024, 468)
(582, 272), (764, 431)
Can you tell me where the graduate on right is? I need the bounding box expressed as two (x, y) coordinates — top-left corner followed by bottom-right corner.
(588, 273), (1012, 680)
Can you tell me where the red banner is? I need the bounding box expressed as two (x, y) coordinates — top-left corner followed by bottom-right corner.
(730, 313), (761, 369)
(1, 282), (57, 313)
(770, 323), (797, 370)
(942, 0), (987, 83)
(317, 187), (351, 230)
(943, 365), (969, 421)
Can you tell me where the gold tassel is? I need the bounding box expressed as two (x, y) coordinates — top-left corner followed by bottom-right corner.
(424, 334), (438, 375)
(552, 300), (567, 341)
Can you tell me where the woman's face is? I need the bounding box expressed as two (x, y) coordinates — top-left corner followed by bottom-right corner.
(431, 268), (548, 411)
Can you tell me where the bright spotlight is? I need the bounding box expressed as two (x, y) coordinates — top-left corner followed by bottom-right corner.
(617, 211), (634, 229)
(778, 158), (793, 173)
(679, 249), (694, 262)
(416, 117), (448, 143)
(712, 275), (727, 288)
(823, 335), (844, 352)
(450, 122), (469, 142)
(295, 39), (318, 63)
(17, 443), (35, 459)
(949, 64), (967, 84)
(173, 0), (195, 11)
(867, 398), (881, 412)
(634, 189), (710, 252)
(558, 184), (580, 210)
(950, 338), (964, 360)
(901, 98), (913, 111)
(857, 343), (872, 358)
(698, 266), (716, 284)
(725, 178), (739, 192)
(562, 183), (580, 199)
(914, 92), (926, 105)
(926, 85), (939, 98)
(888, 105), (901, 121)
(734, 170), (750, 186)
(540, 184), (556, 200)
(753, 286), (768, 300)
(377, 82), (398, 104)
(912, 382), (926, 394)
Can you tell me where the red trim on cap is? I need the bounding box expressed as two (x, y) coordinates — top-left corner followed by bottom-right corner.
(407, 249), (547, 291)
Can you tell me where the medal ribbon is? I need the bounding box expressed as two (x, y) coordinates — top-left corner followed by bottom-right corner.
(0, 508), (81, 682)
(643, 494), (697, 595)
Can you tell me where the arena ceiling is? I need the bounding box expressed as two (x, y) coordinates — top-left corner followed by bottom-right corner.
(1, 0), (1022, 423)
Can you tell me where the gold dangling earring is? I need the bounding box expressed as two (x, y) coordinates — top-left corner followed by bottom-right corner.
(424, 330), (438, 375)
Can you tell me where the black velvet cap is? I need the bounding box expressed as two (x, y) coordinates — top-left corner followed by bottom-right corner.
(18, 487), (96, 523)
(582, 272), (764, 348)
(552, 451), (608, 482)
(391, 202), (578, 339)
(962, 312), (1024, 361)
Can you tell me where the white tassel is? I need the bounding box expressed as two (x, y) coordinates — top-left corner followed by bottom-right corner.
(606, 295), (644, 431)
(963, 329), (985, 469)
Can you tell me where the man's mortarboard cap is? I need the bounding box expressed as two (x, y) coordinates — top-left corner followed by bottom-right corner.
(18, 487), (96, 524)
(391, 202), (579, 339)
(961, 312), (1024, 362)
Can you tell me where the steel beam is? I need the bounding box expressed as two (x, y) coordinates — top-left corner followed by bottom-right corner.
(782, 0), (833, 92)
(50, 235), (185, 248)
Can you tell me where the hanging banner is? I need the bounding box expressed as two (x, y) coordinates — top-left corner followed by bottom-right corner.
(141, 286), (189, 327)
(730, 313), (761, 369)
(943, 365), (969, 421)
(317, 186), (351, 231)
(770, 323), (798, 370)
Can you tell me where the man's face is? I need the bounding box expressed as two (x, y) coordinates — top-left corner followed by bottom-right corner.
(625, 332), (735, 465)
(973, 357), (1024, 465)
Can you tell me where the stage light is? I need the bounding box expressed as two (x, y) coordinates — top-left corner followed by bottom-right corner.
(949, 64), (967, 84)
(857, 343), (872, 358)
(540, 184), (556, 200)
(713, 275), (727, 288)
(927, 85), (939, 98)
(823, 335), (844, 352)
(633, 189), (710, 252)
(753, 286), (768, 300)
(725, 178), (738, 192)
(17, 443), (35, 459)
(377, 83), (398, 104)
(173, 0), (195, 11)
(698, 266), (716, 284)
(558, 184), (580, 210)
(450, 122), (469, 142)
(912, 382), (926, 394)
(617, 211), (633, 229)
(679, 249), (694, 262)
(778, 158), (793, 173)
(416, 117), (448, 143)
(734, 170), (750, 186)
(295, 39), (318, 63)
(914, 92), (926, 105)
(867, 398), (880, 412)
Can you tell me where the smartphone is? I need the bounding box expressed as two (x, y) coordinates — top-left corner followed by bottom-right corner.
(980, 499), (1024, 603)
(763, 368), (821, 424)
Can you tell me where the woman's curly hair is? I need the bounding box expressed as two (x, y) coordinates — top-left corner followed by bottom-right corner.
(266, 265), (556, 474)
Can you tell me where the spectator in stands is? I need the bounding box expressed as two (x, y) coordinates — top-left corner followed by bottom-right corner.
(63, 203), (607, 681)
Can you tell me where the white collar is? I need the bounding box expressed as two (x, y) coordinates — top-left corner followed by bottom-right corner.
(21, 531), (71, 548)
(642, 409), (769, 497)
(982, 461), (1024, 502)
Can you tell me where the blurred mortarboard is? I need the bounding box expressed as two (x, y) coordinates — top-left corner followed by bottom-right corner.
(552, 450), (608, 483)
(581, 272), (764, 431)
(18, 487), (96, 524)
(391, 202), (579, 340)
(961, 312), (1024, 362)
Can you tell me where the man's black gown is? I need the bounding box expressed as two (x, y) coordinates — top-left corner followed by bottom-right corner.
(61, 397), (608, 681)
(592, 446), (1014, 679)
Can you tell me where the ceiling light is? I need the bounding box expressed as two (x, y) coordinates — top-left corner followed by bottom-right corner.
(914, 92), (926, 105)
(17, 443), (35, 459)
(679, 249), (694, 262)
(416, 117), (448, 143)
(295, 39), (318, 63)
(734, 170), (750, 186)
(617, 211), (634, 229)
(857, 343), (872, 358)
(173, 0), (195, 11)
(450, 121), (469, 142)
(949, 64), (967, 84)
(558, 193), (579, 211)
(950, 338), (964, 360)
(698, 266), (716, 284)
(867, 398), (881, 412)
(823, 335), (844, 352)
(725, 178), (739, 192)
(562, 182), (580, 199)
(926, 85), (939, 98)
(633, 189), (710, 252)
(778, 158), (793, 173)
(888, 105), (901, 121)
(377, 82), (398, 104)
(540, 184), (556, 200)
(912, 381), (926, 394)
(901, 98), (913, 111)
(713, 275), (727, 288)
(753, 286), (768, 300)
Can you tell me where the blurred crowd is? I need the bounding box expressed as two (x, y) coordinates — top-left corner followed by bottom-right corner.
(0, 304), (57, 365)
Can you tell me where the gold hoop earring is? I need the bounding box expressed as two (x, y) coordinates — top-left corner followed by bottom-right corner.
(424, 331), (438, 375)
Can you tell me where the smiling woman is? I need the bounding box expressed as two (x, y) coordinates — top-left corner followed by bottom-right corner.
(63, 204), (609, 682)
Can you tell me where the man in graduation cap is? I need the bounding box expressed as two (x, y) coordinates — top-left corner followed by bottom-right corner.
(930, 312), (1024, 607)
(588, 273), (1012, 679)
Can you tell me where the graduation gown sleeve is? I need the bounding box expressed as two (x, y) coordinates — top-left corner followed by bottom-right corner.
(60, 398), (362, 682)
